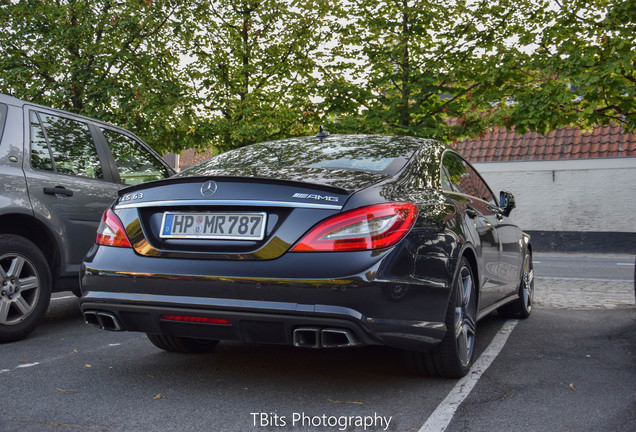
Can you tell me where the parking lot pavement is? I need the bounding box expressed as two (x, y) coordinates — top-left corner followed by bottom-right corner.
(534, 278), (635, 310)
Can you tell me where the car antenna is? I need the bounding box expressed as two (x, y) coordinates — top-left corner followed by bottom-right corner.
(316, 126), (330, 142)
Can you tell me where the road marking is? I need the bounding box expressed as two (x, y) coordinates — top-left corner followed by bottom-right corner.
(419, 319), (519, 432)
(1, 342), (130, 375)
(16, 362), (40, 368)
(51, 295), (76, 301)
(536, 276), (633, 283)
(616, 263), (635, 266)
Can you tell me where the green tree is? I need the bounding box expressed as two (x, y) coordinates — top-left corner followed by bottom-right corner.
(494, 0), (635, 133)
(184, 0), (331, 152)
(320, 0), (542, 141)
(0, 0), (201, 153)
(322, 0), (635, 139)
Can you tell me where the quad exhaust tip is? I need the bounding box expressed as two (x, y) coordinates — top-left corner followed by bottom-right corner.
(293, 327), (359, 348)
(83, 310), (122, 332)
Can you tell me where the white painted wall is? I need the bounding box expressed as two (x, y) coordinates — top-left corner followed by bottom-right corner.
(474, 158), (636, 233)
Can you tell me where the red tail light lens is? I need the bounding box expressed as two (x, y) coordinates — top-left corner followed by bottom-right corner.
(95, 209), (132, 248)
(290, 202), (418, 252)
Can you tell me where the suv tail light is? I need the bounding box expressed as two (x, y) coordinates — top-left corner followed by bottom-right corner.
(290, 202), (417, 252)
(95, 209), (132, 248)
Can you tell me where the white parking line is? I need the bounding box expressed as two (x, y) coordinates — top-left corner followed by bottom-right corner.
(1, 342), (126, 375)
(419, 319), (519, 432)
(51, 295), (76, 301)
(616, 263), (635, 266)
(16, 362), (40, 368)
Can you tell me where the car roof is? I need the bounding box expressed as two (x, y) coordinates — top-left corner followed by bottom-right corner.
(0, 93), (116, 129)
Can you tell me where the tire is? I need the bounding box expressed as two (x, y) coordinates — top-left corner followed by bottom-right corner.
(146, 333), (219, 353)
(0, 234), (52, 343)
(407, 257), (477, 378)
(498, 251), (534, 319)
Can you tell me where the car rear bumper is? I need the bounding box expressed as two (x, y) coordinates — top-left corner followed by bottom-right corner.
(80, 247), (452, 351)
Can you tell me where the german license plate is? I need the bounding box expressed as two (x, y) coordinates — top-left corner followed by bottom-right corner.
(160, 212), (267, 240)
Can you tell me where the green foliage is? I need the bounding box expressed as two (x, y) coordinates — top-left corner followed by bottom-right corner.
(321, 0), (635, 138)
(478, 0), (635, 133)
(183, 0), (331, 152)
(0, 0), (202, 153)
(1, 0), (633, 156)
(320, 0), (549, 141)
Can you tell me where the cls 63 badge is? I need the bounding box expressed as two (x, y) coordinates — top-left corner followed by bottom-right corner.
(120, 192), (144, 203)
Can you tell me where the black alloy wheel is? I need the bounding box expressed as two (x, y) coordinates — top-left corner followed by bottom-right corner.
(498, 251), (534, 319)
(0, 234), (52, 343)
(406, 257), (477, 378)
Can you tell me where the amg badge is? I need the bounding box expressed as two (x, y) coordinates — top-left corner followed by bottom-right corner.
(292, 193), (339, 202)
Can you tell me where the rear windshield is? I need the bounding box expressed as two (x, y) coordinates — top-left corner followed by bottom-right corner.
(189, 135), (419, 175)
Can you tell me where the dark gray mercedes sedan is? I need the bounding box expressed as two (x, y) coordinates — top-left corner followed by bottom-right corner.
(79, 134), (533, 378)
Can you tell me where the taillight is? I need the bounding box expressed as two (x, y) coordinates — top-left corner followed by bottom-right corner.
(95, 209), (132, 248)
(290, 202), (418, 252)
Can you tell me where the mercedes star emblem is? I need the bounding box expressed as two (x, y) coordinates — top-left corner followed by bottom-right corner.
(200, 180), (218, 198)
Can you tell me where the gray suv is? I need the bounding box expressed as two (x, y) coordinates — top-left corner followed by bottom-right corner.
(0, 94), (174, 342)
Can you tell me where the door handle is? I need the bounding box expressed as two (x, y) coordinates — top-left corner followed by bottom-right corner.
(43, 186), (74, 197)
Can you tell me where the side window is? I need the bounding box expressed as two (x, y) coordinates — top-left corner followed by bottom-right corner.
(464, 160), (496, 205)
(442, 152), (469, 193)
(101, 128), (168, 185)
(0, 104), (7, 144)
(442, 152), (496, 204)
(30, 111), (103, 179)
(30, 111), (54, 171)
(440, 165), (453, 192)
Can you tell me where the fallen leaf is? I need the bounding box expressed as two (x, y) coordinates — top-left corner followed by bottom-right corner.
(147, 374), (155, 378)
(243, 387), (248, 390)
(85, 364), (92, 368)
(19, 360), (28, 364)
(328, 399), (363, 405)
(73, 349), (78, 354)
(153, 394), (165, 399)
(569, 383), (576, 391)
(56, 388), (78, 393)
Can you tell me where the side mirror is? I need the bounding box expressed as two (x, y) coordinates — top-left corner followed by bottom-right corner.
(499, 191), (516, 217)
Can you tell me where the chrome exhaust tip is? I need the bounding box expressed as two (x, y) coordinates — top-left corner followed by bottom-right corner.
(321, 328), (359, 348)
(83, 310), (100, 328)
(293, 327), (321, 348)
(83, 310), (123, 331)
(96, 312), (122, 331)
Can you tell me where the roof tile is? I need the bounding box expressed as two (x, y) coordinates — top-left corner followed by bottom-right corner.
(455, 125), (636, 163)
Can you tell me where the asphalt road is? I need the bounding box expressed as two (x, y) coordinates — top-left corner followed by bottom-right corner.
(533, 252), (635, 281)
(1, 253), (634, 432)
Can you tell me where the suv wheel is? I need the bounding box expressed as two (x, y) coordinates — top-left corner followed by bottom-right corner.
(0, 234), (52, 343)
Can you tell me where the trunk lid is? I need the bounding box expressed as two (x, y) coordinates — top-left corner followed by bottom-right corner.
(114, 170), (388, 261)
